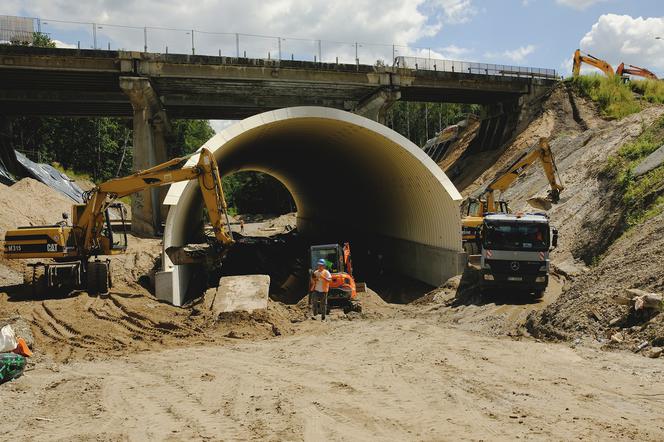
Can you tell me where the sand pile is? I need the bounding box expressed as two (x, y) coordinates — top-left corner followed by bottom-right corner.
(0, 178), (74, 234)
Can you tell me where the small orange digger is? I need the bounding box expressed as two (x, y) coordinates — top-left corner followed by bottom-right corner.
(309, 242), (362, 313)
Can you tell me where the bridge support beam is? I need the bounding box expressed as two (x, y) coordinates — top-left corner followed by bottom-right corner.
(120, 77), (171, 236)
(353, 89), (401, 124)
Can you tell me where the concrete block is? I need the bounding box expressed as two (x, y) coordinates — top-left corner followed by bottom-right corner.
(155, 269), (175, 304)
(209, 275), (270, 315)
(634, 144), (664, 177)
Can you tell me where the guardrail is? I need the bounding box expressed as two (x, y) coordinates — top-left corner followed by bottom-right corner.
(394, 56), (557, 79)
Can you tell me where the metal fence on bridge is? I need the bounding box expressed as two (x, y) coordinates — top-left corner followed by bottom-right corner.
(394, 56), (558, 79)
(0, 14), (557, 78)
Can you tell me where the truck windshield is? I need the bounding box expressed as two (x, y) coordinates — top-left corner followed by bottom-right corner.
(483, 222), (549, 251)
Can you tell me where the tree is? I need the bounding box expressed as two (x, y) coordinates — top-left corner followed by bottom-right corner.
(169, 120), (215, 157)
(9, 32), (56, 48)
(386, 101), (481, 147)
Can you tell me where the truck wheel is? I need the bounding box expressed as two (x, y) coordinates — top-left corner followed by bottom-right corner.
(86, 262), (99, 294)
(30, 265), (48, 298)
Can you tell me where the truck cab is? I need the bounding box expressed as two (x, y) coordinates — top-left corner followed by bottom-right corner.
(478, 212), (558, 296)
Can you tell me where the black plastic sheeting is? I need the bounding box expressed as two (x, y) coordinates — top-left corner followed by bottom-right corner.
(0, 150), (84, 203)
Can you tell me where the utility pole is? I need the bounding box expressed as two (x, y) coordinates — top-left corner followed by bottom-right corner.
(191, 30), (195, 55)
(235, 33), (240, 57)
(92, 23), (97, 49)
(318, 40), (322, 63)
(143, 27), (148, 52)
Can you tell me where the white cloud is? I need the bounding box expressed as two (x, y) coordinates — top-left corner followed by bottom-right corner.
(555, 0), (606, 10)
(209, 120), (237, 133)
(578, 14), (664, 76)
(53, 39), (77, 49)
(486, 44), (535, 64)
(1, 1), (479, 64)
(431, 0), (478, 24)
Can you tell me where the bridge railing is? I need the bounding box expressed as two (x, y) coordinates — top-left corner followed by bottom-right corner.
(394, 56), (558, 79)
(0, 14), (557, 77)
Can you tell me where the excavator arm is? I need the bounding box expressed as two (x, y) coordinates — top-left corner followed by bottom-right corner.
(616, 63), (658, 80)
(483, 138), (564, 212)
(573, 49), (614, 77)
(80, 148), (234, 255)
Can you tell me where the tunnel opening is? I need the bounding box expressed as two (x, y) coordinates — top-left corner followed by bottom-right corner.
(160, 107), (464, 307)
(185, 169), (435, 304)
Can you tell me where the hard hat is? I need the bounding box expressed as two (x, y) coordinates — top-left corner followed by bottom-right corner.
(317, 259), (326, 266)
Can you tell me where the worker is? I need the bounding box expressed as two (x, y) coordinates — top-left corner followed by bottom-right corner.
(309, 258), (332, 320)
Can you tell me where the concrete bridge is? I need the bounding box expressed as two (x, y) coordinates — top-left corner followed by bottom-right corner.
(0, 45), (556, 236)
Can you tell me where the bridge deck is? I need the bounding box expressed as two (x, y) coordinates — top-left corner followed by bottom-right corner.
(0, 46), (556, 119)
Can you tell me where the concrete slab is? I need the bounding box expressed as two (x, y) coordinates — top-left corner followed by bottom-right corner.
(634, 144), (664, 177)
(207, 275), (270, 315)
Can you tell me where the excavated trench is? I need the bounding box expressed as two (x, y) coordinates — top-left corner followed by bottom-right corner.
(192, 228), (437, 304)
(158, 107), (464, 306)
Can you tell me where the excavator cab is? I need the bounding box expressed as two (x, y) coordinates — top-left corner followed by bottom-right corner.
(72, 203), (128, 255)
(309, 242), (360, 312)
(465, 199), (509, 217)
(104, 203), (128, 253)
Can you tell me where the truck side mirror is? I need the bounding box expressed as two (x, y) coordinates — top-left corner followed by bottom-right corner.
(552, 229), (558, 248)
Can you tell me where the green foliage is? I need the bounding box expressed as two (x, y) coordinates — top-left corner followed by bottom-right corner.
(603, 114), (664, 227)
(31, 32), (56, 48)
(567, 75), (641, 119)
(8, 32), (56, 48)
(222, 171), (295, 215)
(10, 117), (133, 183)
(169, 120), (215, 157)
(8, 117), (217, 184)
(629, 79), (664, 104)
(386, 102), (481, 147)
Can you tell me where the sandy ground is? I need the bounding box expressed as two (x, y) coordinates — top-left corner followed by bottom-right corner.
(2, 309), (664, 441)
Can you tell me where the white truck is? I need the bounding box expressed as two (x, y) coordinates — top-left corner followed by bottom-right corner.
(478, 212), (558, 297)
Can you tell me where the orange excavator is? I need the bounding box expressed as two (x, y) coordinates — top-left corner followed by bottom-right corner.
(572, 49), (614, 77)
(616, 63), (658, 80)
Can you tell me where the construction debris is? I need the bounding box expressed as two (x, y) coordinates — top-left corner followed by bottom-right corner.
(205, 275), (270, 315)
(612, 289), (663, 312)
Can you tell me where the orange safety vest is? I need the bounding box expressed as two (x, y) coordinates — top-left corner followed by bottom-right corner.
(314, 269), (331, 292)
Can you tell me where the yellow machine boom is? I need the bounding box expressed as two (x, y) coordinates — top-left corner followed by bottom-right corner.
(461, 137), (564, 253)
(573, 49), (614, 77)
(3, 148), (233, 295)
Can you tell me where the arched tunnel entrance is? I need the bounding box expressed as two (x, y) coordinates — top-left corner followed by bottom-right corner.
(156, 107), (465, 306)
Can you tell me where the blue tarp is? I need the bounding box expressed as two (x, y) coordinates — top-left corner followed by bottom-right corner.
(13, 151), (84, 203)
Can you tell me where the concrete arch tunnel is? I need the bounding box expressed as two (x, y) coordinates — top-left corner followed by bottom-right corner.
(155, 107), (465, 306)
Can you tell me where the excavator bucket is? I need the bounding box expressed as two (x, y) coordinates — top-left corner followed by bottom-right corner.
(527, 197), (553, 211)
(165, 243), (228, 266)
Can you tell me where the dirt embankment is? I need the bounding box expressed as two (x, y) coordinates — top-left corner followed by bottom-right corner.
(456, 83), (664, 351)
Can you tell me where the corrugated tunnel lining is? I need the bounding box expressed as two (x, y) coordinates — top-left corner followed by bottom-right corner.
(162, 107), (463, 299)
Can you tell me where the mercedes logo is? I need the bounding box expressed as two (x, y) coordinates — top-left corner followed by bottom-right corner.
(510, 261), (520, 271)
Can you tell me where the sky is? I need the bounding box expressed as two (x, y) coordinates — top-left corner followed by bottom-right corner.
(2, 0), (663, 132)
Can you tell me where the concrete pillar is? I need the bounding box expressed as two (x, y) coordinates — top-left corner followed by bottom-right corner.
(120, 77), (171, 236)
(353, 89), (401, 125)
(152, 116), (171, 223)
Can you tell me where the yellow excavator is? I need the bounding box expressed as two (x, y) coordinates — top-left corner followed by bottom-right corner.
(461, 137), (564, 254)
(3, 148), (234, 295)
(572, 49), (614, 77)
